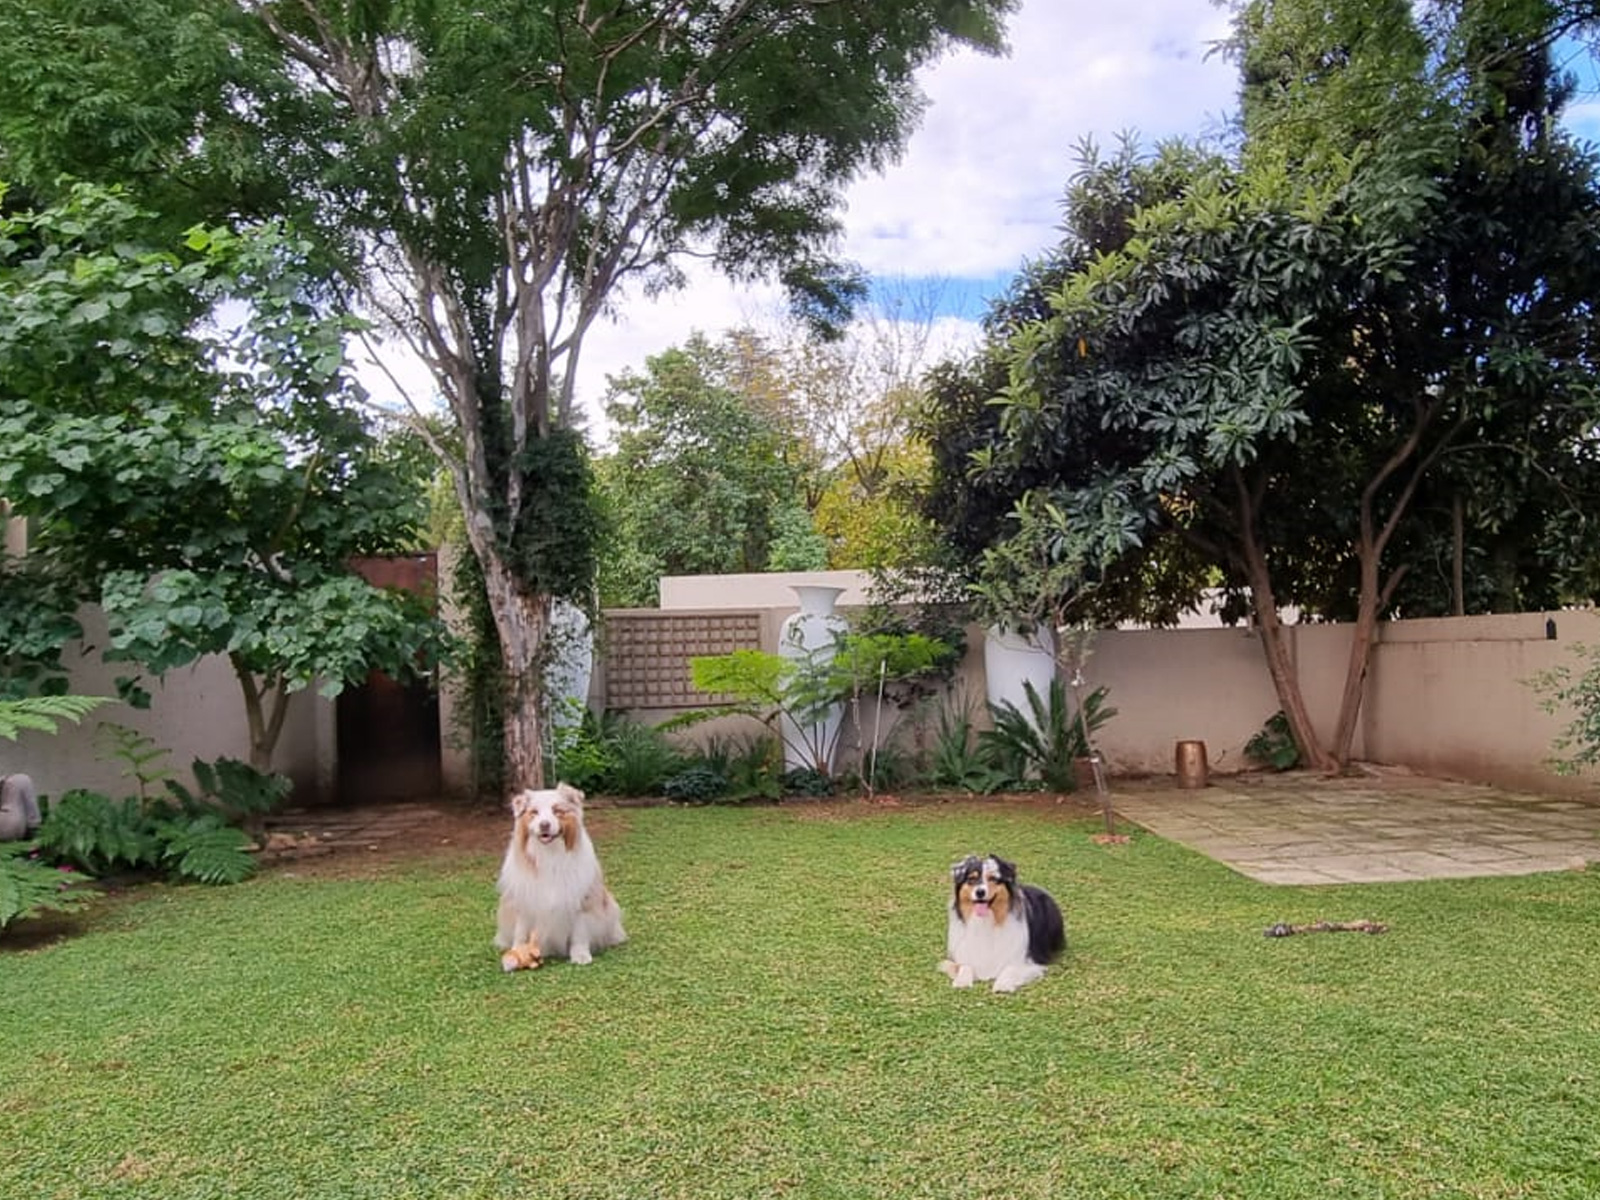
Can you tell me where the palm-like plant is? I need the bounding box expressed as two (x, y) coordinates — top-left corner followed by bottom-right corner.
(980, 679), (1117, 792)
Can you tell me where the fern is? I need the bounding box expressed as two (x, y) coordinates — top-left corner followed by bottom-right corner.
(33, 790), (162, 875)
(0, 842), (90, 929)
(0, 695), (109, 741)
(166, 758), (292, 822)
(156, 816), (258, 885)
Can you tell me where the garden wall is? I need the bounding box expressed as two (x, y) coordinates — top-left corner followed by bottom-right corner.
(14, 560), (1597, 804)
(618, 573), (1599, 797)
(9, 606), (332, 805)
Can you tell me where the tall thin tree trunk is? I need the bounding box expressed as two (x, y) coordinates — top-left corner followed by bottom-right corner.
(481, 552), (550, 791)
(1452, 494), (1465, 617)
(1329, 574), (1380, 770)
(1240, 542), (1339, 774)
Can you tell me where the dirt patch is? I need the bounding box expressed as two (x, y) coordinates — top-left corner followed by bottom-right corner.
(257, 800), (511, 879)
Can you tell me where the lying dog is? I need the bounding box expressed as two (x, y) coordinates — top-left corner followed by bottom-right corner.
(495, 782), (626, 972)
(940, 853), (1065, 993)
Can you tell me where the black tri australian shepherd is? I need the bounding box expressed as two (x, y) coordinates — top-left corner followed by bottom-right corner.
(939, 853), (1066, 993)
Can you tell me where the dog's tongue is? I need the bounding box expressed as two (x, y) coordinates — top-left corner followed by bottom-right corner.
(973, 901), (991, 917)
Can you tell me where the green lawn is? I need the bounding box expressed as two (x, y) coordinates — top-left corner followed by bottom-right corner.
(3, 800), (1598, 1199)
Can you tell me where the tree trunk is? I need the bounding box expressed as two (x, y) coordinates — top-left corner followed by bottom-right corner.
(1239, 538), (1339, 774)
(229, 654), (288, 775)
(1327, 539), (1387, 768)
(480, 550), (551, 792)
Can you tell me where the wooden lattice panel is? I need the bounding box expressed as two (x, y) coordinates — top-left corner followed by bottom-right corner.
(604, 611), (762, 709)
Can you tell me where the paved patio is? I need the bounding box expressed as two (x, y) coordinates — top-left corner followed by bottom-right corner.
(1110, 770), (1600, 885)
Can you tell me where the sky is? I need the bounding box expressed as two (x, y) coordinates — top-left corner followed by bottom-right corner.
(353, 0), (1600, 436)
(569, 0), (1242, 426)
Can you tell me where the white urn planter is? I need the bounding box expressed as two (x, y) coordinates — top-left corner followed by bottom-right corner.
(545, 600), (595, 733)
(983, 623), (1057, 727)
(778, 585), (848, 773)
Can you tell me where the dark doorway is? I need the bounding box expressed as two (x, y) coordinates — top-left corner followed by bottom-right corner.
(336, 554), (442, 803)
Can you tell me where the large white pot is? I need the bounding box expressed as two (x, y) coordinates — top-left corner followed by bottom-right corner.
(778, 585), (848, 773)
(983, 623), (1057, 725)
(545, 600), (595, 733)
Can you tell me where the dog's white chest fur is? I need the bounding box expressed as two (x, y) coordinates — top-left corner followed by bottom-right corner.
(946, 909), (1031, 982)
(497, 835), (601, 956)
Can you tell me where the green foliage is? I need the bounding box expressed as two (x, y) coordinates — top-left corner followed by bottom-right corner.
(0, 186), (449, 772)
(31, 739), (287, 887)
(686, 628), (957, 782)
(167, 757), (294, 825)
(503, 429), (602, 605)
(0, 556), (85, 699)
(0, 842), (89, 930)
(34, 790), (161, 877)
(980, 680), (1118, 793)
(660, 765), (730, 804)
(550, 709), (685, 798)
(97, 723), (175, 800)
(604, 721), (686, 798)
(675, 733), (783, 804)
(447, 545), (507, 800)
(0, 695), (107, 741)
(931, 4), (1600, 770)
(1531, 644), (1600, 776)
(153, 815), (256, 886)
(927, 691), (1014, 794)
(780, 767), (834, 797)
(595, 333), (817, 608)
(1245, 711), (1303, 771)
(35, 787), (262, 886)
(0, 0), (1016, 790)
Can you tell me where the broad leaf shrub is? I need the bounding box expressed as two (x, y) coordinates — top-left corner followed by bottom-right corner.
(35, 753), (291, 887)
(551, 709), (686, 797)
(0, 695), (106, 928)
(1244, 711), (1302, 770)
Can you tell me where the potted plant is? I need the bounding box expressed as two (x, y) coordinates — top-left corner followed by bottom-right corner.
(971, 499), (1120, 831)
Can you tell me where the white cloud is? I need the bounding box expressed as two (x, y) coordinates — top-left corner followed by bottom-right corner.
(840, 0), (1239, 278)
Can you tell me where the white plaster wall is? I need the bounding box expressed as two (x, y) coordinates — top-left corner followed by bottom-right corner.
(9, 606), (327, 804)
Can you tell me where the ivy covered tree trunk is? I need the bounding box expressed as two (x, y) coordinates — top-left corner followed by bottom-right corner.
(480, 553), (551, 792)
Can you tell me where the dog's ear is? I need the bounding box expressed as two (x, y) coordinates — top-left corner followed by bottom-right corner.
(556, 781), (585, 807)
(509, 790), (535, 817)
(990, 855), (1018, 884)
(950, 855), (978, 881)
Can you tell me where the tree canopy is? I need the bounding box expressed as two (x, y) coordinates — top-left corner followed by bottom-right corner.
(0, 0), (1019, 787)
(595, 331), (823, 608)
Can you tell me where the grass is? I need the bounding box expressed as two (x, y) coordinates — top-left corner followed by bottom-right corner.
(3, 799), (1599, 1199)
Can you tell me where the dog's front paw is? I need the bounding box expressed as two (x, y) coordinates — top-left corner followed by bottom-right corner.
(951, 964), (975, 989)
(568, 945), (593, 965)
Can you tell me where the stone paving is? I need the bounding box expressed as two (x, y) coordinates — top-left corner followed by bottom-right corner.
(1110, 770), (1600, 885)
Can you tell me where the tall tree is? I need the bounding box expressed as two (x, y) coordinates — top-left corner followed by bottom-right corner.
(595, 331), (821, 608)
(0, 0), (1016, 787)
(930, 2), (1600, 771)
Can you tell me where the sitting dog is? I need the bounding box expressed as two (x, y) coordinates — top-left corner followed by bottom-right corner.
(939, 853), (1065, 993)
(495, 782), (626, 972)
